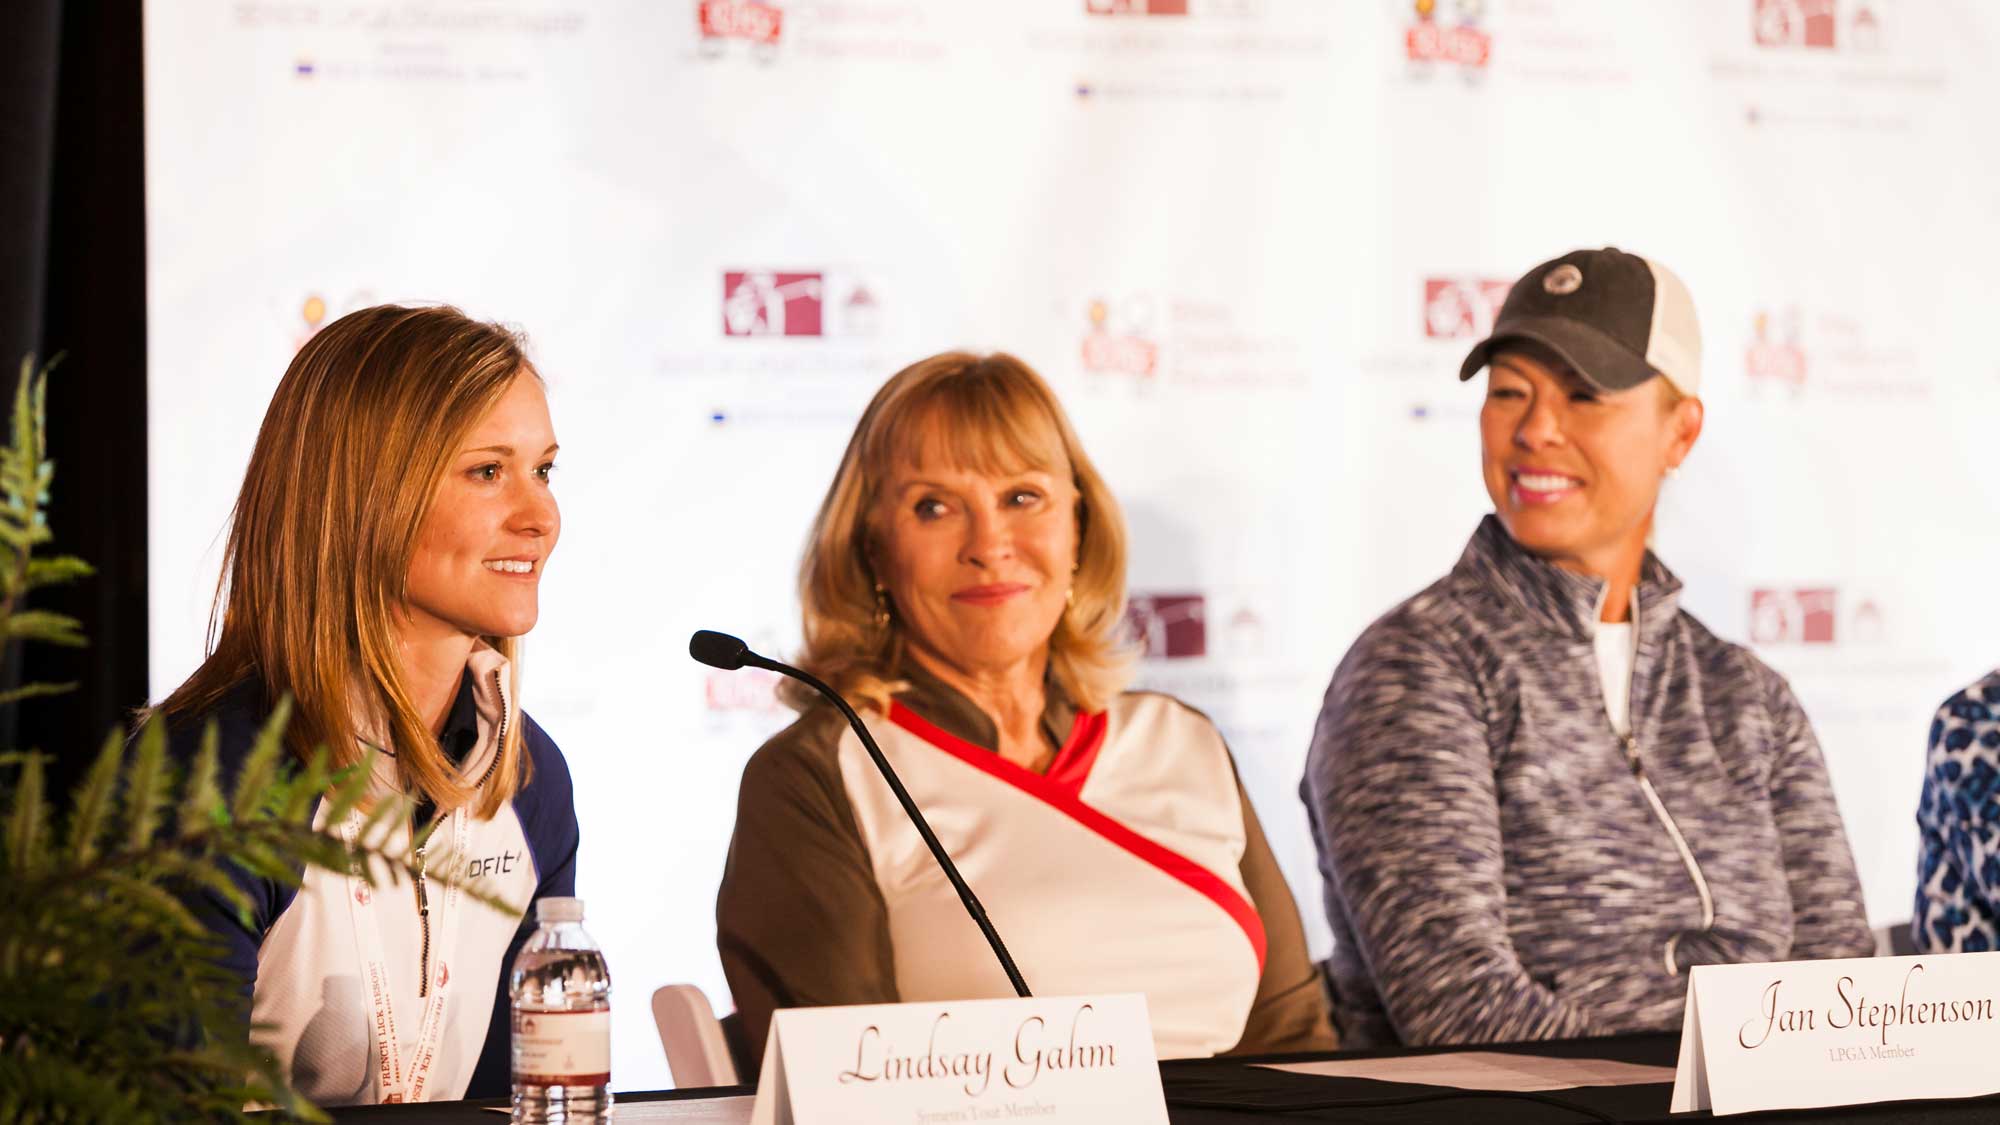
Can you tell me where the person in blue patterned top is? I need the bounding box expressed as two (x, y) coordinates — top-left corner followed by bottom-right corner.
(1912, 672), (2000, 953)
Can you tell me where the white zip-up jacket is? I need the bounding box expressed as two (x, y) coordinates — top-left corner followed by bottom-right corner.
(168, 652), (578, 1104)
(1302, 515), (1873, 1047)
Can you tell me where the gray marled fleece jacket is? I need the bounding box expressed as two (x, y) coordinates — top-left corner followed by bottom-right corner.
(1302, 516), (1873, 1048)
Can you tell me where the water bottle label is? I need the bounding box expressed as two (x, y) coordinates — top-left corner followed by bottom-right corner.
(512, 1009), (611, 1086)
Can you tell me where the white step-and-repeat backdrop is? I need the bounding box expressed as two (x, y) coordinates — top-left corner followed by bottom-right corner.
(146, 0), (2000, 1090)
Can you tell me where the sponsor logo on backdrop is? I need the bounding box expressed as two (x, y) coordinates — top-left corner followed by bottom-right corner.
(1125, 591), (1278, 662)
(1068, 292), (1304, 389)
(1753, 0), (1837, 48)
(1085, 0), (1189, 14)
(1423, 277), (1510, 340)
(1752, 0), (1880, 51)
(724, 271), (821, 336)
(722, 270), (880, 339)
(1125, 594), (1206, 659)
(699, 0), (783, 55)
(1406, 0), (1491, 73)
(291, 289), (376, 352)
(1751, 588), (1839, 645)
(1746, 308), (1808, 390)
(704, 629), (789, 714)
(1081, 296), (1160, 378)
(1741, 306), (1921, 398)
(705, 665), (786, 713)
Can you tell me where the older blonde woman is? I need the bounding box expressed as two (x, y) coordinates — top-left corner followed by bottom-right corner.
(716, 351), (1334, 1065)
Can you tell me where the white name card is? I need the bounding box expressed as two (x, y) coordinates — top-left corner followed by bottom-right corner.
(1671, 951), (2000, 1116)
(748, 994), (1168, 1125)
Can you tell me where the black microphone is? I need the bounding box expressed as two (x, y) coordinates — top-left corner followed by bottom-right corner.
(691, 629), (1031, 998)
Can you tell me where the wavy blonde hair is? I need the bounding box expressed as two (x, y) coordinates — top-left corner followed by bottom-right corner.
(156, 305), (536, 819)
(789, 351), (1133, 714)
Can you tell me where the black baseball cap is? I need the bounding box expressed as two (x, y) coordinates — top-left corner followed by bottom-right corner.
(1459, 247), (1703, 395)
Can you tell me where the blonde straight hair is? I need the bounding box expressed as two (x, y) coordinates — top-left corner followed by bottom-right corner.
(790, 351), (1133, 714)
(157, 305), (535, 819)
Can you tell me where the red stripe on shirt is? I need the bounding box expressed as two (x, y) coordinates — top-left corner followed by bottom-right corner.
(886, 701), (1266, 972)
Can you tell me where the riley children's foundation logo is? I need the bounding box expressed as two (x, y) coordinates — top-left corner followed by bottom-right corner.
(722, 270), (880, 338)
(724, 271), (821, 336)
(1405, 0), (1491, 72)
(1124, 594), (1207, 659)
(1080, 296), (1160, 378)
(1750, 588), (1838, 645)
(1746, 308), (1808, 390)
(698, 0), (783, 57)
(1423, 277), (1510, 340)
(1085, 0), (1190, 14)
(1752, 0), (1882, 51)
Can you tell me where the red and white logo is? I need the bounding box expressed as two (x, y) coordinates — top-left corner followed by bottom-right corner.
(1753, 0), (1837, 48)
(1126, 593), (1207, 659)
(1081, 296), (1160, 378)
(1085, 0), (1190, 14)
(722, 271), (823, 337)
(1750, 588), (1838, 645)
(1423, 277), (1510, 340)
(1746, 308), (1807, 389)
(705, 667), (785, 714)
(699, 0), (783, 46)
(1407, 0), (1491, 70)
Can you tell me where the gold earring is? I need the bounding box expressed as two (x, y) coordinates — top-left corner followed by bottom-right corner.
(872, 583), (891, 629)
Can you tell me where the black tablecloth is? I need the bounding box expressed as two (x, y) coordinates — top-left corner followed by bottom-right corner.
(328, 1032), (2000, 1123)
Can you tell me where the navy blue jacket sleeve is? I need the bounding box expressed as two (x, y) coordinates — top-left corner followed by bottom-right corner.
(465, 713), (580, 1098)
(160, 680), (304, 1037)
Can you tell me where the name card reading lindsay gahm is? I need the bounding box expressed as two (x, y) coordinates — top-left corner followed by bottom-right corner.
(752, 994), (1168, 1125)
(841, 1004), (1116, 1103)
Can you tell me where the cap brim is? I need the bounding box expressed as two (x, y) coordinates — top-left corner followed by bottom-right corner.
(1458, 314), (1661, 392)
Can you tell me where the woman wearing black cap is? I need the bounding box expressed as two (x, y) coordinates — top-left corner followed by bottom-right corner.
(1301, 248), (1874, 1047)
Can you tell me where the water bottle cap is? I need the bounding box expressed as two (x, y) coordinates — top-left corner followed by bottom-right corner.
(536, 896), (585, 924)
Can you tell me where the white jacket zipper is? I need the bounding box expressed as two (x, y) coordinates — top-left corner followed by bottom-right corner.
(1605, 594), (1716, 975)
(415, 668), (509, 999)
(1600, 588), (1712, 972)
(1620, 732), (1717, 974)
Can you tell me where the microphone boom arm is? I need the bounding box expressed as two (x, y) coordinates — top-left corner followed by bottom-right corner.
(740, 649), (1033, 999)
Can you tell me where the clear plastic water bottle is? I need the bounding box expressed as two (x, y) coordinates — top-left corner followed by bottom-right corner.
(511, 897), (613, 1123)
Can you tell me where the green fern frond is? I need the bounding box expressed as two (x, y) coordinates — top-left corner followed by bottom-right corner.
(174, 720), (224, 835)
(4, 752), (46, 872)
(23, 554), (91, 591)
(1, 608), (85, 647)
(63, 729), (121, 864)
(120, 719), (169, 852)
(228, 696), (292, 823)
(0, 682), (80, 708)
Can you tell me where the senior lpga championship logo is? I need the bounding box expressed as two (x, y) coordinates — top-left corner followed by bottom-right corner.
(1406, 0), (1491, 72)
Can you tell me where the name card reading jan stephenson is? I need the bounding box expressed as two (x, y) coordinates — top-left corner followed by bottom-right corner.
(1671, 951), (2000, 1116)
(749, 993), (1168, 1125)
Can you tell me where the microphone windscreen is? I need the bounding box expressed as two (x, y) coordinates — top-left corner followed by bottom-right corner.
(688, 629), (750, 670)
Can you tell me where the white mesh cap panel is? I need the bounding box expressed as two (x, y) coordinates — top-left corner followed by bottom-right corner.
(1642, 257), (1703, 395)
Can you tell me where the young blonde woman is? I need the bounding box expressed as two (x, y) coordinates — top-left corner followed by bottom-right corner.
(715, 351), (1335, 1066)
(156, 305), (577, 1105)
